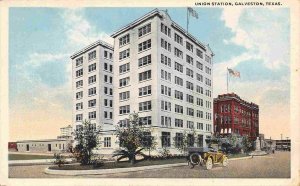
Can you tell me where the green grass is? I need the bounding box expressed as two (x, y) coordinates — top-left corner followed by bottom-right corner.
(49, 158), (187, 170)
(9, 154), (54, 160)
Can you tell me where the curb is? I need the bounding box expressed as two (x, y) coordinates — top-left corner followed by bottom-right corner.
(228, 156), (253, 161)
(9, 158), (73, 166)
(44, 163), (187, 176)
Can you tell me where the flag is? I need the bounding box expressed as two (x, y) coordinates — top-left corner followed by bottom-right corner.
(228, 68), (240, 78)
(188, 7), (198, 19)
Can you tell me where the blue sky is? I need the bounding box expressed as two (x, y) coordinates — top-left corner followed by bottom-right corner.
(9, 7), (290, 140)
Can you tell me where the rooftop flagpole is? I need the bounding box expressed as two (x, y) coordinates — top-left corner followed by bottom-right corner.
(227, 67), (229, 93)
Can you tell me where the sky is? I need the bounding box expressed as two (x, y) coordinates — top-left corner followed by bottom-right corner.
(9, 7), (290, 141)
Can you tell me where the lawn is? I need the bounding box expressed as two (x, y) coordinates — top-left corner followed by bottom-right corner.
(9, 154), (54, 160)
(49, 158), (187, 170)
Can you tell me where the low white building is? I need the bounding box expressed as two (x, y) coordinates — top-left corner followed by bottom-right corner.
(17, 139), (71, 153)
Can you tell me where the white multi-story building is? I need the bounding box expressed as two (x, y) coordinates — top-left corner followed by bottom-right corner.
(70, 40), (115, 153)
(111, 9), (214, 153)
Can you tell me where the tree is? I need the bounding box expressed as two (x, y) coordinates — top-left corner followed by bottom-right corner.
(173, 128), (196, 154)
(113, 113), (153, 165)
(73, 120), (100, 165)
(241, 135), (253, 153)
(141, 131), (157, 157)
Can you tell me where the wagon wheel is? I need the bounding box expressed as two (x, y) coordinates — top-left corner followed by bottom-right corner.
(206, 157), (213, 170)
(189, 153), (200, 167)
(222, 156), (228, 167)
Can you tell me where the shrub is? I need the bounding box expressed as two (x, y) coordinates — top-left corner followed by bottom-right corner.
(53, 153), (66, 167)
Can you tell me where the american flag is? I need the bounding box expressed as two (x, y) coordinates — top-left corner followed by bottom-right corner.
(228, 68), (240, 78)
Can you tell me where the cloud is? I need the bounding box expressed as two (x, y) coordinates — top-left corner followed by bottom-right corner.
(61, 8), (113, 50)
(221, 8), (289, 70)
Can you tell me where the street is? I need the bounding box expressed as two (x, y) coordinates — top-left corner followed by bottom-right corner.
(9, 151), (290, 178)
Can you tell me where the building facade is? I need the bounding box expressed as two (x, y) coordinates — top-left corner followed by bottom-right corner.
(111, 9), (214, 153)
(213, 93), (259, 140)
(70, 40), (116, 153)
(17, 139), (70, 153)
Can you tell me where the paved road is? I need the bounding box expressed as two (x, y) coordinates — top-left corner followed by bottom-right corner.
(9, 151), (290, 178)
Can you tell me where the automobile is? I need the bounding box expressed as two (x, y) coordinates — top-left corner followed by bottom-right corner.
(187, 147), (228, 170)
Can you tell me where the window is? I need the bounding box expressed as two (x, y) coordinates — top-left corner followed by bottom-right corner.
(138, 23), (151, 37)
(175, 76), (183, 86)
(186, 55), (194, 65)
(138, 39), (151, 52)
(196, 73), (203, 82)
(205, 66), (212, 75)
(186, 41), (193, 52)
(88, 111), (96, 119)
(206, 124), (212, 132)
(139, 116), (152, 125)
(104, 63), (108, 71)
(205, 78), (212, 87)
(186, 94), (194, 104)
(88, 50), (96, 61)
(161, 100), (171, 111)
(88, 63), (96, 72)
(174, 62), (183, 73)
(197, 98), (203, 106)
(76, 114), (82, 121)
(186, 68), (194, 78)
(76, 80), (83, 88)
(109, 64), (113, 72)
(119, 34), (130, 47)
(109, 53), (113, 60)
(197, 134), (203, 147)
(197, 123), (203, 130)
(139, 70), (151, 81)
(119, 119), (129, 127)
(161, 85), (171, 96)
(88, 99), (96, 107)
(161, 23), (171, 37)
(186, 81), (194, 90)
(139, 85), (151, 96)
(161, 38), (171, 52)
(205, 55), (211, 64)
(76, 69), (83, 77)
(109, 88), (113, 96)
(138, 54), (151, 67)
(104, 137), (111, 147)
(119, 77), (130, 87)
(175, 133), (183, 147)
(161, 132), (171, 147)
(119, 105), (130, 115)
(161, 54), (171, 67)
(161, 69), (171, 81)
(174, 90), (183, 100)
(88, 75), (96, 84)
(76, 91), (83, 99)
(187, 107), (194, 116)
(119, 91), (130, 101)
(196, 61), (203, 70)
(119, 63), (130, 74)
(161, 116), (171, 127)
(174, 48), (183, 58)
(76, 57), (83, 67)
(174, 33), (183, 45)
(139, 101), (152, 111)
(76, 102), (83, 110)
(175, 119), (183, 128)
(175, 104), (183, 114)
(196, 49), (203, 58)
(119, 49), (130, 60)
(187, 121), (194, 129)
(196, 85), (203, 94)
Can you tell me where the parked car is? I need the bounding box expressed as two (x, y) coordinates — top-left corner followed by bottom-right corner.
(187, 147), (228, 170)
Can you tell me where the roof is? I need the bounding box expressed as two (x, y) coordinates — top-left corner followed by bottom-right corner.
(214, 93), (259, 109)
(16, 139), (68, 143)
(70, 40), (113, 60)
(110, 8), (212, 54)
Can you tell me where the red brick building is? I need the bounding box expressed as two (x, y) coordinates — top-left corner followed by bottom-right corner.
(213, 93), (259, 140)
